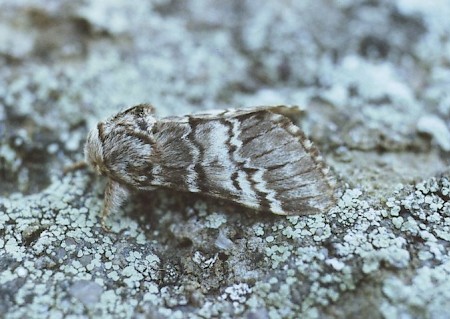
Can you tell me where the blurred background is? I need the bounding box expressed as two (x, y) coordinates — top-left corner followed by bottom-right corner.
(1, 0), (449, 195)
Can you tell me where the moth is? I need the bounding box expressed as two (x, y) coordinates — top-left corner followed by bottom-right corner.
(70, 104), (336, 229)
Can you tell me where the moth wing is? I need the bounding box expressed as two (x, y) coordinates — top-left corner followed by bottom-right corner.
(193, 105), (303, 122)
(151, 106), (335, 215)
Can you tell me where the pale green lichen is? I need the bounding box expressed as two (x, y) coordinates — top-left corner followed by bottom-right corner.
(382, 261), (450, 319)
(252, 224), (265, 236)
(204, 212), (227, 229)
(222, 283), (252, 303)
(0, 172), (163, 317)
(265, 244), (292, 269)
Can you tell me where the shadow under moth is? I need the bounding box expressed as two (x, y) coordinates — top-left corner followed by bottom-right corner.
(69, 104), (336, 229)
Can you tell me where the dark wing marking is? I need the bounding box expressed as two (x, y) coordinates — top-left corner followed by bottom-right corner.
(149, 106), (336, 215)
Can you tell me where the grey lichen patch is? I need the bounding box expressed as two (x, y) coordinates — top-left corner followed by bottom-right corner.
(319, 60), (424, 149)
(394, 177), (450, 260)
(0, 174), (161, 318)
(204, 212), (227, 229)
(329, 150), (448, 200)
(377, 176), (450, 318)
(381, 262), (450, 319)
(241, 177), (447, 318)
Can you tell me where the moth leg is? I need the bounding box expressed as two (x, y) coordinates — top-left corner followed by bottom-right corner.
(63, 160), (88, 175)
(101, 179), (130, 231)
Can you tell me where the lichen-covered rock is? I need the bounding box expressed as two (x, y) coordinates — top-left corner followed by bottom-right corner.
(1, 1), (450, 318)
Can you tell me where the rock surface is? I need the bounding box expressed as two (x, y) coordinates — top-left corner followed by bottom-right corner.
(1, 1), (450, 318)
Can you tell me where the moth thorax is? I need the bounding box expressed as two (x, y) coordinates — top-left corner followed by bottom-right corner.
(84, 127), (106, 175)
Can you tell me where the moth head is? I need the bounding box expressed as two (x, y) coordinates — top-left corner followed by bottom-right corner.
(84, 125), (109, 176)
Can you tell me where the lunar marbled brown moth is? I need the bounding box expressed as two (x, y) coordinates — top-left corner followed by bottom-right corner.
(68, 104), (336, 230)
